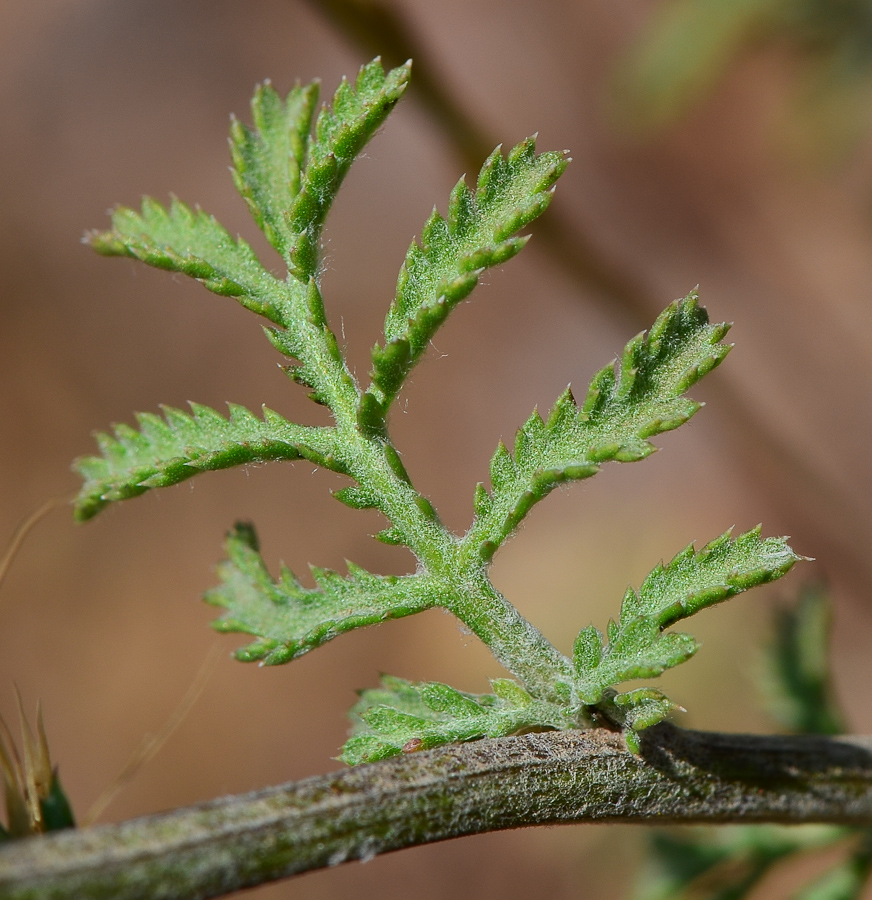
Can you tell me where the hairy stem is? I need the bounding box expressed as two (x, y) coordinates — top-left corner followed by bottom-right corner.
(2, 725), (872, 900)
(337, 436), (573, 699)
(444, 572), (575, 703)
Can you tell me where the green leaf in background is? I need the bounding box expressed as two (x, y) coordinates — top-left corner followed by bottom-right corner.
(761, 583), (846, 736)
(791, 835), (872, 900)
(614, 0), (872, 163)
(633, 826), (848, 900)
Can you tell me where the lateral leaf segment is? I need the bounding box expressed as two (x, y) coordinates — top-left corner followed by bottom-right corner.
(287, 58), (410, 279)
(88, 198), (292, 325)
(340, 674), (577, 765)
(573, 528), (802, 711)
(362, 138), (568, 426)
(205, 524), (437, 665)
(465, 292), (732, 562)
(73, 403), (338, 521)
(229, 80), (318, 261)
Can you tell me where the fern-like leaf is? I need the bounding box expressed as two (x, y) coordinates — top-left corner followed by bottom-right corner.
(340, 674), (576, 765)
(79, 57), (807, 773)
(73, 404), (339, 521)
(360, 138), (568, 429)
(573, 528), (801, 714)
(205, 524), (436, 665)
(229, 80), (318, 260)
(88, 197), (293, 325)
(465, 291), (731, 561)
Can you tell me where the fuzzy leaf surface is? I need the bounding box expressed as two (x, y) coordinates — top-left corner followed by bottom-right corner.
(340, 674), (576, 765)
(73, 404), (338, 521)
(284, 58), (410, 278)
(229, 80), (318, 259)
(363, 138), (567, 421)
(573, 528), (801, 711)
(465, 292), (732, 562)
(88, 197), (293, 325)
(89, 59), (409, 324)
(205, 524), (436, 665)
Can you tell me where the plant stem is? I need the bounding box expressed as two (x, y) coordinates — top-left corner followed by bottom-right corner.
(3, 725), (872, 900)
(445, 572), (576, 703)
(338, 427), (574, 700)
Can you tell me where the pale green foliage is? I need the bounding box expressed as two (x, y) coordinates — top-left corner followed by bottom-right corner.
(205, 524), (433, 665)
(341, 675), (575, 765)
(77, 58), (801, 766)
(574, 529), (800, 706)
(466, 298), (731, 562)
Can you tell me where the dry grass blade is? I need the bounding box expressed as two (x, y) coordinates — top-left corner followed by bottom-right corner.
(83, 642), (223, 826)
(0, 496), (69, 605)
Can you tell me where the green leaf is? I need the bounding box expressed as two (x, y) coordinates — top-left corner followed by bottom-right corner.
(87, 197), (293, 326)
(205, 524), (436, 665)
(340, 674), (576, 765)
(79, 57), (807, 785)
(285, 58), (410, 279)
(39, 771), (75, 833)
(761, 584), (846, 736)
(73, 403), (339, 521)
(229, 80), (318, 260)
(633, 826), (847, 900)
(465, 291), (732, 561)
(363, 137), (568, 422)
(614, 0), (774, 133)
(791, 839), (872, 900)
(614, 0), (872, 162)
(573, 528), (801, 711)
(610, 687), (678, 733)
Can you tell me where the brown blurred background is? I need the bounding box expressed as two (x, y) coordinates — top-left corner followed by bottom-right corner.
(3, 1), (872, 897)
